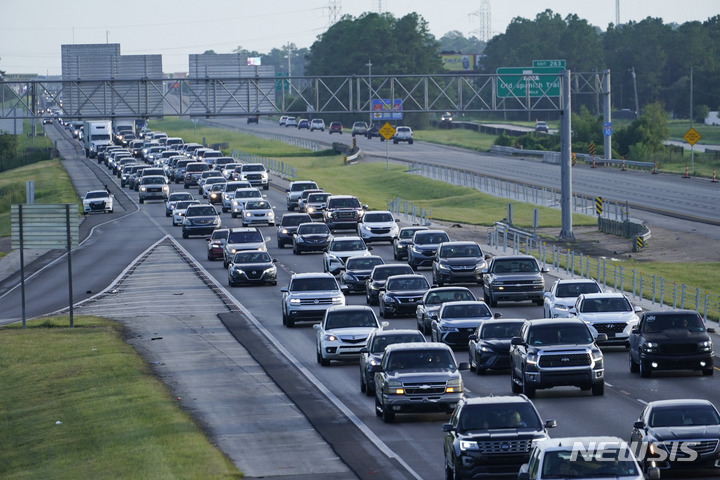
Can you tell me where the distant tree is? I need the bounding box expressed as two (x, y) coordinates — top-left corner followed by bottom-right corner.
(232, 46), (262, 58)
(203, 50), (217, 55)
(613, 101), (669, 157)
(571, 106), (603, 145)
(694, 105), (710, 123)
(438, 31), (485, 54)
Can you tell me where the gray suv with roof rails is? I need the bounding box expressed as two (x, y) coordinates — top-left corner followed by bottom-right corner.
(281, 273), (347, 328)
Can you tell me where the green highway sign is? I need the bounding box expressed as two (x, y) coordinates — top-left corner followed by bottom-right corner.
(496, 66), (564, 98)
(532, 59), (566, 68)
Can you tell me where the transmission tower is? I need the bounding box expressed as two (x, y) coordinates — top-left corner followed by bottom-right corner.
(327, 0), (341, 25)
(616, 0), (620, 25)
(470, 0), (492, 42)
(374, 0), (384, 13)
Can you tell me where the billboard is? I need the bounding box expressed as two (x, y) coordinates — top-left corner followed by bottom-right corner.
(371, 99), (403, 121)
(441, 54), (475, 72)
(247, 57), (262, 66)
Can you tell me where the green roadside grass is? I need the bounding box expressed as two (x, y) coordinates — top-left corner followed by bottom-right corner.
(0, 316), (241, 480)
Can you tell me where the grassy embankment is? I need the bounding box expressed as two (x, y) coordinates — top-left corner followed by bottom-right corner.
(0, 316), (242, 479)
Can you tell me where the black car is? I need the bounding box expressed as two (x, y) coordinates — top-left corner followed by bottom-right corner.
(365, 122), (385, 140)
(415, 286), (476, 335)
(630, 399), (720, 473)
(227, 250), (278, 287)
(443, 395), (556, 479)
(407, 229), (450, 270)
(432, 241), (489, 286)
(359, 329), (426, 396)
(629, 310), (715, 377)
(181, 204), (221, 239)
(292, 222), (332, 254)
(379, 274), (430, 319)
(365, 264), (414, 306)
(276, 213), (312, 248)
(468, 318), (525, 373)
(392, 225), (428, 260)
(340, 255), (385, 293)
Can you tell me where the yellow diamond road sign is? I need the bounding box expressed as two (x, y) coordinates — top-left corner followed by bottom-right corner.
(379, 122), (396, 141)
(684, 127), (701, 146)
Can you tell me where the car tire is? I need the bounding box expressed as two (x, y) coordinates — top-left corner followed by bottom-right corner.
(317, 349), (329, 366)
(409, 140), (413, 145)
(703, 368), (714, 376)
(521, 368), (535, 398)
(591, 382), (604, 396)
(393, 139), (398, 144)
(231, 212), (236, 218)
(228, 279), (237, 287)
(488, 291), (497, 308)
(629, 354), (640, 373)
(376, 397), (394, 423)
(264, 185), (269, 190)
(182, 232), (188, 239)
(360, 374), (366, 393)
(409, 260), (417, 271)
(286, 316), (294, 328)
(511, 368), (523, 394)
(139, 198), (144, 204)
(533, 298), (544, 306)
(375, 396), (383, 417)
(640, 361), (651, 378)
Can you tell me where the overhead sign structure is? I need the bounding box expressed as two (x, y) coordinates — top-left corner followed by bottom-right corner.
(372, 99), (403, 120)
(496, 66), (564, 98)
(683, 127), (701, 146)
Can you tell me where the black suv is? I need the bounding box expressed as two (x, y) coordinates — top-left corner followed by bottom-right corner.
(432, 241), (489, 286)
(509, 318), (606, 398)
(629, 309), (715, 377)
(276, 213), (312, 248)
(443, 395), (556, 479)
(407, 229), (450, 270)
(482, 255), (548, 307)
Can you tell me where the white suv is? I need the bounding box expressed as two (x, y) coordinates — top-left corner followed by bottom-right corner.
(357, 210), (399, 244)
(309, 119), (325, 132)
(393, 126), (413, 144)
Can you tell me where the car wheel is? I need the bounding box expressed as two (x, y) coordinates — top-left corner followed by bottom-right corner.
(293, 246), (300, 255)
(533, 298), (544, 306)
(139, 198), (144, 204)
(277, 241), (284, 249)
(393, 248), (399, 260)
(488, 291), (497, 308)
(703, 368), (714, 376)
(510, 367), (523, 394)
(409, 140), (413, 145)
(286, 316), (294, 328)
(629, 354), (640, 373)
(222, 207), (228, 213)
(393, 139), (398, 144)
(376, 397), (394, 423)
(231, 212), (237, 218)
(184, 184), (189, 189)
(375, 396), (383, 417)
(317, 348), (329, 366)
(182, 232), (188, 239)
(639, 360), (651, 378)
(360, 373), (366, 393)
(228, 279), (237, 287)
(592, 382), (604, 396)
(521, 368), (536, 398)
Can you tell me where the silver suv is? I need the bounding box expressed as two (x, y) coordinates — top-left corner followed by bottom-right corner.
(351, 121), (368, 137)
(281, 273), (347, 328)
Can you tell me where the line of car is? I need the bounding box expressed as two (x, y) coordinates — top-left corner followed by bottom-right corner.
(89, 136), (719, 479)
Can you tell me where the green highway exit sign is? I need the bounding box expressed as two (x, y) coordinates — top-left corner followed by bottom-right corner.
(532, 59), (566, 68)
(496, 66), (565, 98)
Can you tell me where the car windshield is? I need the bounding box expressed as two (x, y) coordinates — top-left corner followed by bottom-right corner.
(492, 259), (539, 273)
(370, 333), (424, 353)
(364, 213), (394, 223)
(459, 403), (542, 431)
(441, 303), (491, 319)
(643, 312), (706, 333)
(330, 198), (360, 208)
(373, 266), (411, 281)
(282, 216), (310, 227)
(528, 325), (593, 345)
(85, 191), (107, 199)
(291, 183), (318, 192)
(211, 230), (228, 241)
(298, 224), (330, 235)
(400, 228), (425, 239)
(541, 449), (640, 478)
(232, 251), (271, 264)
(387, 277), (429, 291)
(228, 231), (263, 243)
(386, 350), (455, 371)
(415, 232), (449, 245)
(236, 191), (261, 198)
(308, 193), (331, 202)
(480, 322), (523, 340)
(290, 277), (338, 291)
(187, 206), (216, 216)
(206, 178), (225, 184)
(332, 240), (365, 252)
(225, 183), (247, 192)
(176, 201), (199, 209)
(556, 282), (602, 297)
(649, 406), (720, 427)
(579, 297), (632, 313)
(169, 193), (193, 202)
(440, 245), (481, 258)
(243, 165), (265, 172)
(346, 257), (384, 270)
(143, 177), (165, 184)
(425, 290), (474, 305)
(246, 201), (270, 210)
(325, 310), (377, 329)
(209, 184), (225, 191)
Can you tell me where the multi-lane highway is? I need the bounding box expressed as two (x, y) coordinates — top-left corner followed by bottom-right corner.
(1, 122), (718, 479)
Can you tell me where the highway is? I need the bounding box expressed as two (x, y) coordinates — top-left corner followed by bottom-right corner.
(1, 122), (718, 479)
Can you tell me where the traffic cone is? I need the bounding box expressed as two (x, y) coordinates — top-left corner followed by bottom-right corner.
(591, 155), (596, 168)
(621, 157), (626, 171)
(682, 164), (690, 178)
(652, 161), (658, 174)
(712, 168), (718, 183)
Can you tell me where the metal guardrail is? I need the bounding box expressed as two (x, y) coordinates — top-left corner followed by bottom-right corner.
(489, 145), (655, 169)
(386, 197), (432, 226)
(230, 150), (296, 179)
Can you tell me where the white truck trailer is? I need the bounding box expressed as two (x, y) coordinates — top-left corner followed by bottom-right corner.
(83, 120), (113, 158)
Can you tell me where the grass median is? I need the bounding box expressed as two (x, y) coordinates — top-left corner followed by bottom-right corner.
(0, 316), (242, 479)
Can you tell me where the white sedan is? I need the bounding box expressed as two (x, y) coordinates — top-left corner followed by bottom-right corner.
(543, 278), (602, 318)
(172, 200), (200, 226)
(82, 189), (113, 214)
(313, 305), (387, 366)
(322, 236), (373, 275)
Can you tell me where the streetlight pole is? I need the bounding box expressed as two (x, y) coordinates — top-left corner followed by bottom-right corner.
(365, 59), (372, 125)
(286, 43), (292, 96)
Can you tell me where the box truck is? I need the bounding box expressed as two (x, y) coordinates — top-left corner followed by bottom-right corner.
(113, 119), (135, 145)
(83, 120), (113, 158)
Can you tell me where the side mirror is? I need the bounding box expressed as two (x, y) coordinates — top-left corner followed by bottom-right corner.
(441, 423), (454, 433)
(369, 364), (383, 373)
(359, 347), (368, 354)
(457, 362), (470, 371)
(543, 292), (551, 299)
(280, 287), (288, 293)
(708, 327), (716, 333)
(545, 419), (557, 429)
(272, 258), (278, 263)
(494, 312), (503, 319)
(468, 334), (477, 341)
(510, 337), (524, 346)
(596, 333), (608, 342)
(631, 327), (640, 334)
(367, 246), (373, 251)
(312, 324), (320, 330)
(633, 421), (645, 429)
(541, 267), (550, 273)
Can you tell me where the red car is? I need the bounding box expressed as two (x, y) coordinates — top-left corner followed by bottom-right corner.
(206, 228), (229, 261)
(328, 122), (343, 134)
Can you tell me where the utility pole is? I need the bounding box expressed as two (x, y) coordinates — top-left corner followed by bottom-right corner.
(365, 59), (372, 125)
(630, 66), (640, 116)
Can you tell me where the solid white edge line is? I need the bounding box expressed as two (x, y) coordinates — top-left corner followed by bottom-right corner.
(169, 236), (424, 480)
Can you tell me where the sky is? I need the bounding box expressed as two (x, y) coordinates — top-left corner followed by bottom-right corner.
(1, 0), (717, 76)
